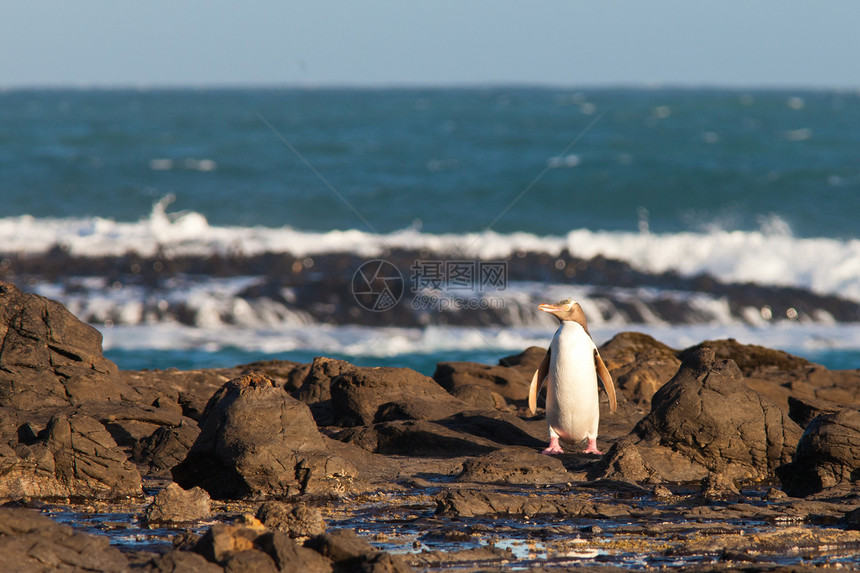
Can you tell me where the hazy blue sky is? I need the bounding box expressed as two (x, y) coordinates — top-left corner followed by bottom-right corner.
(3, 1), (859, 88)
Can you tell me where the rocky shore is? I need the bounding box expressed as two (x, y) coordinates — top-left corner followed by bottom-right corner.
(1, 279), (859, 572)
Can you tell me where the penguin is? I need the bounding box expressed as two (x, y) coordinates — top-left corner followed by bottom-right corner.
(528, 297), (617, 455)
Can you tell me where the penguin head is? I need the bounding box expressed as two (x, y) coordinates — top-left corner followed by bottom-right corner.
(538, 297), (588, 327)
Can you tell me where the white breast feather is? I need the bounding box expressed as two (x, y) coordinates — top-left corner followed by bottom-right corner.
(545, 321), (600, 442)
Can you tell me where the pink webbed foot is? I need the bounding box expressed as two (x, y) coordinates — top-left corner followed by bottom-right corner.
(541, 436), (564, 455)
(582, 437), (603, 455)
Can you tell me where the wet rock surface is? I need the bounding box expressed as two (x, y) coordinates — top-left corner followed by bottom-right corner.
(685, 338), (860, 414)
(433, 346), (546, 406)
(0, 506), (130, 572)
(192, 515), (339, 572)
(171, 372), (360, 499)
(142, 482), (211, 526)
(255, 501), (327, 538)
(778, 408), (860, 497)
(0, 411), (143, 501)
(133, 420), (202, 477)
(593, 347), (802, 484)
(292, 356), (353, 426)
(457, 446), (571, 485)
(598, 332), (682, 406)
(330, 364), (467, 426)
(2, 286), (860, 570)
(0, 281), (121, 410)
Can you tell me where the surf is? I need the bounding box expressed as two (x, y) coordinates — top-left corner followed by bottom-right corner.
(2, 198), (860, 303)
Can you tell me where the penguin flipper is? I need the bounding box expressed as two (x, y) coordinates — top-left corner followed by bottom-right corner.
(594, 350), (617, 413)
(528, 348), (551, 415)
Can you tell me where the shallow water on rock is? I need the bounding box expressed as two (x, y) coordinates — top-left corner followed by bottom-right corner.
(32, 480), (860, 571)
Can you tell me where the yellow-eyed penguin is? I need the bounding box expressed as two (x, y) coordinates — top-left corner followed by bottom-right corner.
(528, 298), (617, 455)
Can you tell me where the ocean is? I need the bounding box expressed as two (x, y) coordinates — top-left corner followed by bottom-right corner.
(2, 86), (859, 373)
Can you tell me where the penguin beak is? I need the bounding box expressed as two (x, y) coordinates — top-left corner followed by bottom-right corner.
(538, 303), (562, 314)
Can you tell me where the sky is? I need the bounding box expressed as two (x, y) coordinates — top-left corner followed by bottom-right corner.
(3, 1), (860, 89)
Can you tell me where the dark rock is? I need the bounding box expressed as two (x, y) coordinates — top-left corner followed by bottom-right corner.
(46, 412), (143, 497)
(172, 372), (358, 499)
(682, 338), (860, 414)
(700, 472), (741, 501)
(173, 531), (203, 551)
(457, 446), (570, 484)
(255, 531), (333, 573)
(783, 497), (856, 521)
(335, 407), (546, 458)
(590, 436), (708, 483)
(435, 410), (545, 449)
(411, 546), (510, 569)
(334, 420), (498, 457)
(235, 359), (309, 393)
(497, 346), (549, 370)
(599, 332), (681, 405)
(293, 357), (353, 405)
(592, 348), (801, 483)
(304, 529), (413, 572)
(588, 439), (656, 483)
(0, 408), (28, 442)
(116, 368), (239, 422)
(839, 507), (860, 530)
(292, 357), (354, 425)
(0, 506), (129, 571)
(320, 434), (401, 484)
(348, 551), (414, 573)
(638, 347), (800, 479)
(652, 484), (674, 500)
(330, 365), (466, 427)
(133, 420), (202, 477)
(146, 549), (223, 573)
(766, 487), (789, 501)
(82, 401), (185, 449)
(142, 482), (211, 526)
(0, 412), (142, 501)
(684, 339), (812, 413)
(681, 338), (812, 373)
(194, 517), (266, 564)
(16, 421), (41, 445)
(222, 549), (278, 573)
(305, 529), (375, 563)
(778, 409), (860, 497)
(808, 367), (860, 407)
(175, 506), (329, 571)
(787, 395), (843, 428)
(104, 419), (172, 450)
(447, 384), (507, 410)
(434, 489), (624, 518)
(255, 501), (326, 538)
(0, 281), (121, 409)
(671, 521), (860, 561)
(433, 346), (546, 404)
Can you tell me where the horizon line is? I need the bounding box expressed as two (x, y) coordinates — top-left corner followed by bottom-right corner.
(3, 80), (860, 93)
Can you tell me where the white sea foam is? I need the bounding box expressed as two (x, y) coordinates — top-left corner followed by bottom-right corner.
(26, 275), (860, 369)
(2, 197), (860, 301)
(96, 320), (860, 367)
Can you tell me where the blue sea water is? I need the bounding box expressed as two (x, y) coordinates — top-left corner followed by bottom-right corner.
(1, 87), (859, 372)
(3, 87), (860, 237)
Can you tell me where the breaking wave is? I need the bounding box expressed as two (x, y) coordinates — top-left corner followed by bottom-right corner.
(2, 197), (859, 302)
